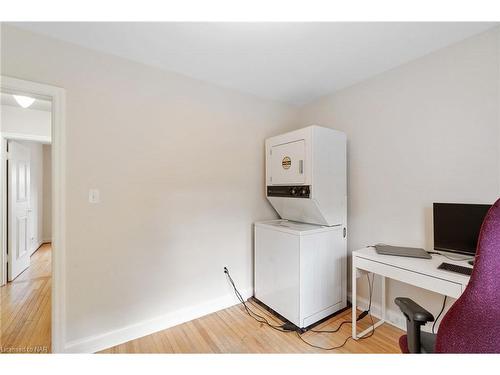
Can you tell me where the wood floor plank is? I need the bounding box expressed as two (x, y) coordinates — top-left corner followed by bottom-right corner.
(1, 243), (51, 353)
(102, 299), (403, 354)
(1, 243), (404, 354)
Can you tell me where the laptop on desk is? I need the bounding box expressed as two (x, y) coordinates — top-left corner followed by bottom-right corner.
(374, 244), (431, 259)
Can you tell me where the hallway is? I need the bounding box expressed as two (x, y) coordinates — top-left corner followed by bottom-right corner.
(1, 243), (51, 353)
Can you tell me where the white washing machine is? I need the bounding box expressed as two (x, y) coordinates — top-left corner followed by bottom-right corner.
(254, 220), (347, 329)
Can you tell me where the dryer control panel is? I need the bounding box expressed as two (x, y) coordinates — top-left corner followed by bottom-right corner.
(267, 185), (310, 198)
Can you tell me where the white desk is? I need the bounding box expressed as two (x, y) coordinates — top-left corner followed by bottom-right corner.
(351, 247), (471, 339)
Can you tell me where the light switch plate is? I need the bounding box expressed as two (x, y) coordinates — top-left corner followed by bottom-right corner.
(88, 189), (100, 204)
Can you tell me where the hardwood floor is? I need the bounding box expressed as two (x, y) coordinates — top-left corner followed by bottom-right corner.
(0, 243), (51, 353)
(101, 301), (404, 354)
(1, 245), (404, 354)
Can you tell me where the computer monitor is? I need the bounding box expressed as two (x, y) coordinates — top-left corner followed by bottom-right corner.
(433, 203), (491, 256)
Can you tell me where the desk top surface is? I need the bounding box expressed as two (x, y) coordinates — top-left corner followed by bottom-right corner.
(353, 247), (471, 285)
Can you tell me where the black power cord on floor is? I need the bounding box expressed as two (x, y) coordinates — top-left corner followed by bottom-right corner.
(224, 267), (377, 351)
(309, 273), (373, 334)
(223, 267), (289, 333)
(294, 330), (352, 351)
(296, 273), (376, 350)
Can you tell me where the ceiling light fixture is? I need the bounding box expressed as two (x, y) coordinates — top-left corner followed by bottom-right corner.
(13, 95), (36, 108)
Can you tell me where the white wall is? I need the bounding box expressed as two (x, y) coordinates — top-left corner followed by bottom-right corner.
(298, 28), (500, 329)
(42, 145), (52, 242)
(1, 104), (51, 139)
(1, 24), (299, 352)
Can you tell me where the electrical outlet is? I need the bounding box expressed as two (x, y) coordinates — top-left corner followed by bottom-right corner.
(88, 189), (100, 204)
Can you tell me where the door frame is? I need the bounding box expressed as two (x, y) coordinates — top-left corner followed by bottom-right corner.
(0, 76), (66, 353)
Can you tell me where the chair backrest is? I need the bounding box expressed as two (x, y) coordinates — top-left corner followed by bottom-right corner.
(435, 198), (500, 353)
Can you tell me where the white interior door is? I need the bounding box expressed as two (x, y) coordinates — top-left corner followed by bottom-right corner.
(7, 140), (31, 281)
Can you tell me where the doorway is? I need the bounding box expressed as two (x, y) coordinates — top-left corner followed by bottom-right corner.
(0, 76), (65, 353)
(1, 93), (52, 352)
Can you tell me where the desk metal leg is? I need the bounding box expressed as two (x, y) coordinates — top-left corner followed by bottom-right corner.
(381, 275), (386, 321)
(354, 273), (387, 339)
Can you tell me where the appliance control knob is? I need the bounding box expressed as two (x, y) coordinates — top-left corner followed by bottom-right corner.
(300, 188), (307, 196)
(290, 187), (297, 195)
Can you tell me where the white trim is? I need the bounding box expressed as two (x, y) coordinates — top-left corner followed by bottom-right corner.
(0, 138), (6, 286)
(348, 291), (450, 334)
(1, 132), (51, 144)
(64, 288), (253, 353)
(0, 76), (66, 353)
(30, 240), (45, 257)
(347, 292), (406, 332)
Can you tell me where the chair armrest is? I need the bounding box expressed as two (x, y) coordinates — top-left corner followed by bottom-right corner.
(395, 297), (434, 323)
(395, 297), (435, 353)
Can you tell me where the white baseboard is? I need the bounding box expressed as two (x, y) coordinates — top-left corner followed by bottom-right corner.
(347, 292), (406, 332)
(63, 288), (253, 353)
(30, 239), (51, 256)
(30, 240), (45, 256)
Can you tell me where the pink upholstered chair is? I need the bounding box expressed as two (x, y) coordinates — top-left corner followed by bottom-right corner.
(395, 198), (500, 353)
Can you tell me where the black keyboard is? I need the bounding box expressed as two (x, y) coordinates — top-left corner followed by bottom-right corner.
(438, 262), (473, 276)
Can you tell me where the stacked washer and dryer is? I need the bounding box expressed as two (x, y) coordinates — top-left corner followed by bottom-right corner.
(254, 125), (347, 329)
